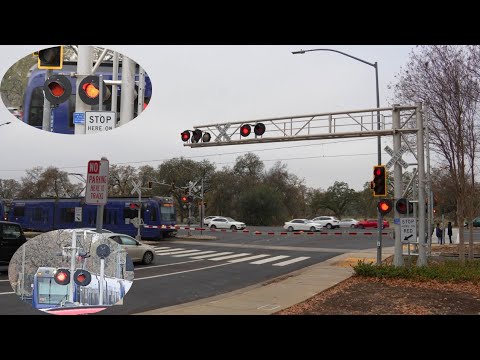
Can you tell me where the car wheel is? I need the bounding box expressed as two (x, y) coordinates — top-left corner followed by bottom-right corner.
(210, 225), (216, 229)
(350, 224), (355, 228)
(288, 226), (294, 232)
(142, 251), (154, 265)
(310, 226), (316, 232)
(326, 224), (332, 229)
(230, 225), (236, 230)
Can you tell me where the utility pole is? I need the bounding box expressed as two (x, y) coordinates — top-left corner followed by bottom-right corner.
(416, 103), (427, 266)
(393, 105), (405, 267)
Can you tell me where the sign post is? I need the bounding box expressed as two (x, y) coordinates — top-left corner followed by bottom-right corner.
(85, 157), (109, 233)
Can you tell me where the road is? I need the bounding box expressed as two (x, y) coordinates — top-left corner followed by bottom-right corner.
(0, 226), (395, 315)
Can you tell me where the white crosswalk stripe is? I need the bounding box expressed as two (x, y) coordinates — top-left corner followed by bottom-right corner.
(250, 255), (290, 264)
(272, 256), (310, 266)
(208, 253), (251, 261)
(153, 247), (171, 250)
(190, 252), (233, 259)
(227, 254), (271, 263)
(173, 251), (216, 257)
(155, 248), (184, 253)
(156, 250), (204, 256)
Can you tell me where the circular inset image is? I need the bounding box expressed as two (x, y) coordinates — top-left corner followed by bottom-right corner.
(8, 229), (134, 315)
(0, 45), (152, 135)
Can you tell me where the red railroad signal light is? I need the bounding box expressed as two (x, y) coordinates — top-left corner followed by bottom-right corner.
(181, 131), (191, 142)
(254, 123), (265, 136)
(38, 46), (63, 70)
(372, 165), (387, 197)
(73, 269), (91, 286)
(78, 75), (111, 105)
(43, 74), (72, 105)
(181, 196), (188, 203)
(377, 199), (393, 215)
(54, 268), (70, 285)
(240, 124), (251, 137)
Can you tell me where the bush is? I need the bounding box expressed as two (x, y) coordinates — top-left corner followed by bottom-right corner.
(353, 259), (480, 283)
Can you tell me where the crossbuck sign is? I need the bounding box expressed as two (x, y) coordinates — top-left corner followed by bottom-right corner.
(384, 145), (408, 169)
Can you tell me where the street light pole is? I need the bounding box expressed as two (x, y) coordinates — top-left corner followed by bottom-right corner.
(292, 48), (383, 264)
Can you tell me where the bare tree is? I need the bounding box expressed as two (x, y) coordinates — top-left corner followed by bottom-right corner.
(393, 45), (480, 263)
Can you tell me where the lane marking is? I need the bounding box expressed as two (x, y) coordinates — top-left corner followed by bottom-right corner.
(156, 250), (203, 256)
(250, 255), (290, 264)
(0, 279), (11, 282)
(190, 252), (233, 259)
(134, 259), (202, 270)
(152, 247), (171, 250)
(172, 251), (216, 258)
(227, 254), (271, 263)
(155, 248), (185, 253)
(135, 262), (234, 281)
(0, 291), (15, 296)
(208, 253), (251, 261)
(273, 256), (310, 266)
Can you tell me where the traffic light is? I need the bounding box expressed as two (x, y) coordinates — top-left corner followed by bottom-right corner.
(396, 198), (413, 214)
(54, 268), (70, 285)
(129, 202), (140, 210)
(240, 123), (265, 137)
(240, 124), (251, 137)
(181, 195), (188, 202)
(73, 269), (91, 286)
(78, 75), (111, 105)
(187, 195), (194, 203)
(377, 199), (393, 215)
(202, 132), (211, 142)
(191, 129), (202, 143)
(254, 123), (266, 136)
(371, 165), (387, 197)
(181, 130), (190, 142)
(38, 46), (63, 70)
(43, 74), (72, 105)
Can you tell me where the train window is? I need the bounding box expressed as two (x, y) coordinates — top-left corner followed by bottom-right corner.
(28, 87), (44, 127)
(60, 208), (75, 223)
(33, 208), (42, 221)
(13, 206), (25, 217)
(150, 206), (157, 222)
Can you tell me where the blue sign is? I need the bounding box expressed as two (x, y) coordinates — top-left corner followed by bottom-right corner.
(394, 218), (400, 225)
(73, 112), (85, 124)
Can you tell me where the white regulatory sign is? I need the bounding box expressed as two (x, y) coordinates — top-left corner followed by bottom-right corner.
(400, 217), (417, 242)
(85, 159), (109, 205)
(74, 207), (82, 222)
(85, 111), (116, 134)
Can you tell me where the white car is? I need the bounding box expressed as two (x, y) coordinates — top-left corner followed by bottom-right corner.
(283, 219), (323, 232)
(209, 217), (246, 230)
(203, 216), (220, 226)
(338, 219), (359, 228)
(311, 216), (340, 229)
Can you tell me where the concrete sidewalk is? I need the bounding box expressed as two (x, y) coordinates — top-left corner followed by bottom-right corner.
(135, 246), (395, 315)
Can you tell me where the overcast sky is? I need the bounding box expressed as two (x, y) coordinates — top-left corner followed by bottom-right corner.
(0, 45), (417, 191)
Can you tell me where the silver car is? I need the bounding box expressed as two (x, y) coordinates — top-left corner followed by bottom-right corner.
(338, 219), (359, 228)
(311, 216), (340, 229)
(209, 217), (246, 230)
(102, 233), (156, 265)
(283, 219), (323, 232)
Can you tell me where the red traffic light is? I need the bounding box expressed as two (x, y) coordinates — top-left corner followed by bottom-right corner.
(254, 123), (265, 136)
(181, 196), (188, 202)
(240, 124), (251, 137)
(54, 268), (70, 285)
(372, 165), (387, 197)
(377, 199), (393, 215)
(43, 74), (72, 105)
(181, 131), (190, 142)
(78, 75), (111, 105)
(74, 269), (91, 286)
(129, 202), (140, 210)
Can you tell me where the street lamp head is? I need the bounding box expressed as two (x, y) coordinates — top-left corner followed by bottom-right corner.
(292, 50), (306, 54)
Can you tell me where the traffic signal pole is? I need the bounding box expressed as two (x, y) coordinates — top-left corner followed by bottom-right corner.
(75, 46), (93, 135)
(119, 56), (136, 126)
(42, 69), (53, 131)
(393, 106), (405, 267)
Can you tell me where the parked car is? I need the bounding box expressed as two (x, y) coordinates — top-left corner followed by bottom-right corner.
(338, 219), (359, 228)
(203, 216), (220, 226)
(283, 219), (323, 232)
(311, 216), (340, 229)
(355, 219), (390, 229)
(209, 217), (246, 230)
(0, 221), (27, 267)
(101, 233), (156, 265)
